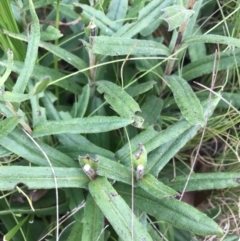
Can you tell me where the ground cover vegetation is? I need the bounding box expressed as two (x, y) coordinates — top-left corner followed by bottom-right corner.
(0, 0), (240, 240)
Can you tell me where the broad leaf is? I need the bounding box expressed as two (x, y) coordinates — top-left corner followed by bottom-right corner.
(162, 5), (194, 31)
(92, 36), (170, 56)
(116, 183), (223, 236)
(0, 166), (89, 190)
(33, 116), (133, 137)
(164, 75), (205, 126)
(96, 81), (144, 128)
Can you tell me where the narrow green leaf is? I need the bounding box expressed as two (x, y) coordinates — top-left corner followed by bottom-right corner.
(185, 34), (240, 48)
(0, 117), (19, 139)
(0, 128), (77, 167)
(138, 174), (177, 199)
(114, 0), (173, 38)
(96, 155), (132, 185)
(88, 177), (152, 241)
(65, 188), (85, 223)
(97, 81), (144, 128)
(167, 173), (240, 192)
(165, 75), (205, 126)
(4, 215), (29, 241)
(0, 60), (82, 94)
(66, 222), (82, 241)
(116, 119), (192, 165)
(71, 84), (90, 118)
(0, 50), (13, 87)
(116, 183), (223, 236)
(40, 25), (63, 41)
(13, 0), (40, 94)
(162, 5), (194, 31)
(33, 116), (133, 137)
(181, 49), (240, 81)
(140, 95), (163, 128)
(146, 96), (220, 176)
(125, 81), (156, 97)
(107, 0), (128, 29)
(2, 30), (88, 74)
(57, 133), (114, 160)
(0, 77), (50, 102)
(0, 166), (89, 191)
(92, 36), (170, 56)
(74, 3), (118, 36)
(82, 194), (104, 241)
(188, 26), (207, 62)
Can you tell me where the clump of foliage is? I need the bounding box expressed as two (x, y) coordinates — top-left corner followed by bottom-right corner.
(0, 0), (239, 240)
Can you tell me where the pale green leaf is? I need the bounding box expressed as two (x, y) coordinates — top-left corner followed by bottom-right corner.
(33, 116), (133, 137)
(0, 166), (88, 191)
(2, 30), (88, 74)
(96, 155), (132, 185)
(165, 75), (205, 126)
(116, 120), (192, 165)
(146, 96), (220, 176)
(181, 49), (240, 81)
(114, 0), (173, 38)
(138, 174), (177, 199)
(162, 5), (194, 31)
(96, 81), (144, 128)
(40, 25), (63, 41)
(74, 3), (118, 36)
(88, 177), (152, 241)
(0, 50), (13, 87)
(107, 0), (128, 29)
(167, 173), (240, 192)
(0, 77), (50, 102)
(117, 183), (223, 236)
(92, 36), (170, 56)
(0, 128), (77, 167)
(125, 81), (156, 97)
(0, 117), (19, 139)
(185, 34), (240, 48)
(13, 0), (40, 94)
(0, 60), (82, 94)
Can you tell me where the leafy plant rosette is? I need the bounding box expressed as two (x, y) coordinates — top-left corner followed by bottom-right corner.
(0, 0), (239, 240)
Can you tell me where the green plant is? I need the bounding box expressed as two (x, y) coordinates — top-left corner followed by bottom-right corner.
(0, 0), (239, 240)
